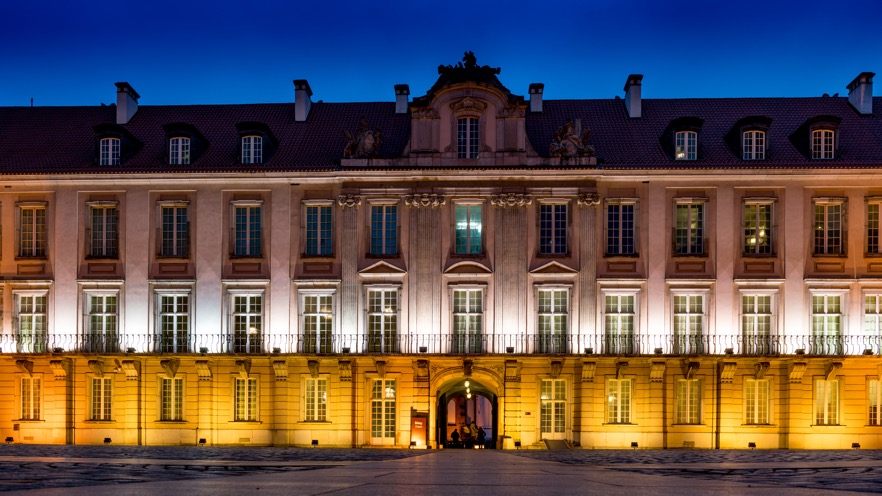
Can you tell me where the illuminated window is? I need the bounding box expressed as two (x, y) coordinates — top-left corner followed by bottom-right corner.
(302, 292), (334, 354)
(367, 288), (398, 353)
(15, 291), (47, 353)
(305, 377), (327, 422)
(674, 200), (705, 255)
(811, 292), (844, 355)
(232, 201), (262, 257)
(160, 377), (184, 421)
(156, 291), (190, 353)
(673, 292), (705, 354)
(676, 379), (700, 424)
(452, 288), (483, 353)
(865, 294), (882, 354)
(607, 379), (632, 424)
(241, 135), (263, 164)
(305, 203), (333, 256)
(90, 376), (112, 421)
(538, 288), (568, 353)
(371, 379), (396, 441)
(606, 200), (637, 256)
(231, 293), (263, 353)
(742, 130), (765, 160)
(457, 117), (479, 159)
(813, 199), (845, 255)
(743, 200), (773, 255)
(89, 203), (118, 258)
(867, 199), (882, 255)
(604, 292), (636, 354)
(540, 379), (566, 434)
(370, 204), (397, 256)
(745, 379), (770, 425)
(20, 376), (41, 420)
(741, 293), (773, 355)
(159, 203), (189, 258)
(85, 292), (118, 353)
(539, 203), (568, 256)
(454, 204), (482, 255)
(811, 129), (835, 159)
(814, 379), (839, 425)
(169, 137), (190, 165)
(17, 202), (47, 258)
(99, 137), (120, 166)
(675, 130), (697, 160)
(870, 380), (882, 426)
(234, 377), (258, 421)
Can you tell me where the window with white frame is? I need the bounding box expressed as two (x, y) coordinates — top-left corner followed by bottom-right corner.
(452, 288), (483, 353)
(603, 292), (636, 354)
(370, 204), (397, 256)
(371, 379), (396, 441)
(675, 130), (697, 160)
(743, 199), (774, 255)
(305, 377), (327, 422)
(454, 203), (483, 255)
(17, 202), (47, 258)
(88, 202), (118, 258)
(90, 376), (112, 421)
(159, 202), (189, 258)
(811, 292), (844, 355)
(815, 379), (839, 425)
(676, 378), (701, 424)
(231, 292), (263, 354)
(538, 288), (568, 353)
(20, 376), (41, 420)
(674, 199), (705, 256)
(742, 130), (765, 160)
(813, 199), (845, 255)
(870, 379), (882, 426)
(99, 137), (120, 166)
(160, 377), (184, 421)
(673, 292), (706, 354)
(865, 294), (882, 354)
(169, 137), (190, 165)
(241, 135), (263, 164)
(607, 378), (632, 424)
(156, 291), (190, 353)
(85, 291), (119, 353)
(741, 293), (774, 355)
(232, 201), (262, 257)
(304, 203), (333, 256)
(867, 198), (881, 255)
(457, 117), (479, 159)
(234, 377), (258, 421)
(606, 200), (637, 256)
(15, 291), (47, 353)
(302, 292), (334, 354)
(367, 288), (398, 353)
(811, 129), (835, 159)
(540, 379), (566, 434)
(745, 378), (770, 425)
(539, 203), (568, 256)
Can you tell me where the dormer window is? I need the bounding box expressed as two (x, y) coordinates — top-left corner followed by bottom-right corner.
(812, 129), (835, 159)
(675, 131), (697, 160)
(241, 135), (263, 164)
(99, 137), (120, 166)
(742, 130), (766, 160)
(169, 137), (190, 165)
(457, 117), (479, 159)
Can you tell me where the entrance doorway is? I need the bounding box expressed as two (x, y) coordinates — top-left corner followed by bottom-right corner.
(436, 377), (497, 449)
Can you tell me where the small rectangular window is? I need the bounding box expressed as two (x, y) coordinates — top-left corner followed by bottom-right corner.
(454, 204), (483, 255)
(870, 380), (882, 426)
(674, 293), (705, 354)
(160, 204), (190, 258)
(741, 294), (773, 355)
(157, 292), (190, 353)
(607, 379), (631, 424)
(90, 376), (112, 421)
(20, 376), (41, 420)
(16, 292), (48, 353)
(367, 288), (398, 353)
(867, 200), (881, 255)
(370, 379), (396, 440)
(18, 204), (47, 258)
(815, 379), (839, 425)
(302, 293), (334, 354)
(86, 292), (119, 353)
(811, 293), (844, 355)
(604, 293), (635, 354)
(676, 379), (700, 424)
(540, 379), (567, 433)
(160, 377), (184, 421)
(305, 377), (327, 422)
(234, 377), (258, 421)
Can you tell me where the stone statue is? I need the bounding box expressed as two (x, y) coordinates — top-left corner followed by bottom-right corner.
(549, 118), (595, 163)
(344, 117), (382, 159)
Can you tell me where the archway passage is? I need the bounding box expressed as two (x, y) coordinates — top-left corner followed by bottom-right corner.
(436, 377), (497, 449)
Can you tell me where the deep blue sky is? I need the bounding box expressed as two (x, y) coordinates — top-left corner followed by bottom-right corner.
(2, 0), (881, 107)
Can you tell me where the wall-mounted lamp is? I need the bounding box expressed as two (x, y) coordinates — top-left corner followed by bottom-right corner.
(311, 440), (319, 447)
(104, 438), (112, 445)
(4, 437), (12, 444)
(748, 442), (756, 449)
(514, 441), (521, 449)
(852, 442), (861, 449)
(198, 438), (206, 446)
(630, 441), (638, 449)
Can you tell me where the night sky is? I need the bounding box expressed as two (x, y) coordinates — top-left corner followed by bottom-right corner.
(2, 0), (881, 107)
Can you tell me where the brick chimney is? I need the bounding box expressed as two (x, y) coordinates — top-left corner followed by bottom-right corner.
(115, 82), (139, 124)
(294, 79), (313, 122)
(847, 72), (875, 115)
(395, 84), (410, 114)
(529, 83), (544, 113)
(624, 74), (643, 118)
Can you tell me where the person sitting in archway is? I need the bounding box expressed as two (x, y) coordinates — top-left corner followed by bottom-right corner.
(450, 428), (460, 448)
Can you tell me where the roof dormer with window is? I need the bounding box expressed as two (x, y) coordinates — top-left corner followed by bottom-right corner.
(789, 115), (841, 161)
(235, 122), (276, 165)
(726, 116), (772, 161)
(92, 124), (141, 167)
(662, 117), (704, 162)
(162, 123), (208, 166)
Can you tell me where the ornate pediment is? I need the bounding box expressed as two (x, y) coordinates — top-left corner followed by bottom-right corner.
(444, 260), (492, 275)
(412, 52), (523, 108)
(358, 260), (406, 276)
(529, 260), (578, 274)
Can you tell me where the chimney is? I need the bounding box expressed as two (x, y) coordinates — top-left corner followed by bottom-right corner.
(624, 74), (643, 118)
(394, 84), (410, 114)
(529, 83), (544, 112)
(294, 79), (313, 122)
(115, 82), (140, 124)
(847, 72), (875, 115)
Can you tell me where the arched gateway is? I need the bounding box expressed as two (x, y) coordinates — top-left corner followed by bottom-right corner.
(434, 376), (498, 449)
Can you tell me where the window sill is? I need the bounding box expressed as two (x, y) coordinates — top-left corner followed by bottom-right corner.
(810, 254), (847, 259)
(299, 420), (331, 424)
(672, 254), (708, 259)
(156, 255), (191, 261)
(811, 424), (845, 428)
(670, 423), (706, 427)
(84, 420), (116, 424)
(604, 253), (639, 259)
(230, 255), (264, 260)
(15, 256), (47, 261)
(740, 423), (776, 427)
(741, 253), (776, 259)
(537, 253), (571, 259)
(229, 420), (262, 424)
(154, 420), (188, 424)
(301, 254), (335, 260)
(602, 422), (637, 426)
(13, 419), (45, 423)
(366, 254), (400, 259)
(450, 253), (486, 259)
(85, 256), (119, 261)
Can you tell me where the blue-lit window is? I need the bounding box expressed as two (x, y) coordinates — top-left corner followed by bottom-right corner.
(233, 204), (262, 257)
(606, 202), (636, 256)
(457, 117), (479, 159)
(455, 204), (482, 255)
(370, 205), (397, 256)
(305, 205), (333, 256)
(539, 204), (568, 256)
(241, 135), (263, 164)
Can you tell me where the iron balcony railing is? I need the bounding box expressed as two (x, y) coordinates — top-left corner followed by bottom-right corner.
(2, 332), (880, 356)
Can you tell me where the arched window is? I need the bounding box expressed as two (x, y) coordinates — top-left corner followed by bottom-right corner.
(99, 137), (120, 166)
(674, 131), (697, 161)
(457, 117), (479, 159)
(811, 129), (835, 159)
(169, 137), (191, 165)
(742, 130), (765, 160)
(241, 135), (263, 164)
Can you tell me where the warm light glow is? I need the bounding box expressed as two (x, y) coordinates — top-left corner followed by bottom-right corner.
(464, 381), (470, 387)
(467, 393), (472, 399)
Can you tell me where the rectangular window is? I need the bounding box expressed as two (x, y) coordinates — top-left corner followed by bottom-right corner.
(604, 293), (635, 354)
(743, 201), (773, 255)
(20, 376), (41, 420)
(742, 130), (765, 160)
(868, 200), (881, 255)
(234, 377), (258, 421)
(676, 379), (700, 424)
(99, 137), (120, 166)
(606, 201), (636, 256)
(169, 137), (190, 165)
(90, 376), (112, 421)
(89, 204), (118, 258)
(811, 129), (835, 160)
(540, 379), (566, 434)
(18, 203), (47, 258)
(232, 293), (263, 353)
(367, 289), (398, 353)
(452, 288), (483, 353)
(813, 200), (844, 255)
(159, 204), (189, 258)
(745, 379), (770, 425)
(674, 201), (705, 255)
(811, 294), (843, 355)
(370, 205), (397, 256)
(673, 293), (705, 354)
(607, 379), (631, 424)
(741, 294), (772, 355)
(157, 293), (189, 353)
(302, 293), (333, 353)
(539, 203), (568, 256)
(305, 378), (328, 422)
(538, 289), (568, 353)
(870, 380), (882, 426)
(160, 377), (183, 421)
(675, 130), (697, 160)
(305, 204), (333, 256)
(16, 292), (47, 353)
(233, 202), (262, 257)
(371, 379), (396, 440)
(865, 294), (882, 354)
(815, 379), (839, 425)
(86, 293), (118, 353)
(454, 204), (482, 255)
(457, 117), (479, 159)
(241, 136), (263, 164)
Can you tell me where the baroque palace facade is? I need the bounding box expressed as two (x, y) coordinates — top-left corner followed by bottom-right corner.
(1, 54), (882, 449)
